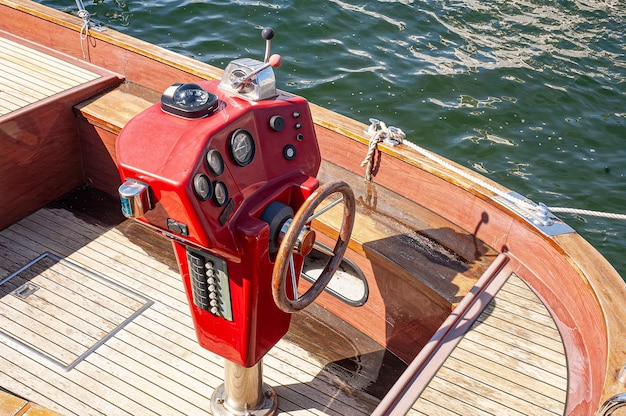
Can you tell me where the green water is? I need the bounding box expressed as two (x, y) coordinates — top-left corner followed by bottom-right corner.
(42, 0), (625, 279)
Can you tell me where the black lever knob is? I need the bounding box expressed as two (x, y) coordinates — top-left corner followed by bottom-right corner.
(262, 27), (275, 63)
(262, 27), (275, 40)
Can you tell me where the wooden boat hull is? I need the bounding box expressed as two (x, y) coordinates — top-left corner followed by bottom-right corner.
(1, 1), (625, 414)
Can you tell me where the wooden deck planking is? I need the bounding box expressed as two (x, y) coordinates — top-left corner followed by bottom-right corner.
(0, 35), (101, 116)
(411, 274), (568, 415)
(0, 207), (377, 416)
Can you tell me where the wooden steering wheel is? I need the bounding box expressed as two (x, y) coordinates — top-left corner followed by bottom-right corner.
(272, 181), (355, 313)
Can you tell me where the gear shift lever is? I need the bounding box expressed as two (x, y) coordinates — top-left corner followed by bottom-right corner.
(262, 27), (274, 63)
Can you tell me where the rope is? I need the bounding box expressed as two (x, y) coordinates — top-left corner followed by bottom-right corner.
(77, 9), (91, 59)
(362, 118), (626, 223)
(360, 129), (382, 182)
(360, 119), (405, 182)
(547, 207), (626, 220)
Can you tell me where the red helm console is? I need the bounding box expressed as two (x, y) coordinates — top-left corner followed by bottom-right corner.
(117, 55), (322, 366)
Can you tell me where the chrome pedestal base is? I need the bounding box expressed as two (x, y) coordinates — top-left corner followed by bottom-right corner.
(210, 360), (278, 416)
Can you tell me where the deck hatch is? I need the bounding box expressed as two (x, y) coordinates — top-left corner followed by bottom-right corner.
(0, 252), (153, 372)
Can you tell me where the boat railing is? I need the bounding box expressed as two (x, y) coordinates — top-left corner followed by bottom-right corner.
(372, 253), (510, 415)
(596, 393), (626, 416)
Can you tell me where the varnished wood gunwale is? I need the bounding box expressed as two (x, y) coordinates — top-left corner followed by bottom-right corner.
(1, 0), (625, 413)
(0, 29), (123, 231)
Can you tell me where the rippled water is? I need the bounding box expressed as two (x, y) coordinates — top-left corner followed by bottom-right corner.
(42, 0), (626, 279)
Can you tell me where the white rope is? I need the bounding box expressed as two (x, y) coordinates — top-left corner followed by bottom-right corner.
(361, 120), (406, 182)
(363, 119), (538, 211)
(547, 207), (626, 220)
(77, 9), (91, 59)
(362, 118), (626, 223)
(360, 123), (384, 182)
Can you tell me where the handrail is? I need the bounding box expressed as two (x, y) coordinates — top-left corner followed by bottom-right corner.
(596, 393), (626, 416)
(372, 252), (509, 415)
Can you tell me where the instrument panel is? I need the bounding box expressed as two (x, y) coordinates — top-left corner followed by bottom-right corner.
(117, 80), (321, 252)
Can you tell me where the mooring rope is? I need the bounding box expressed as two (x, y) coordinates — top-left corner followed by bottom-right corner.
(360, 126), (384, 182)
(362, 118), (626, 222)
(547, 207), (626, 220)
(77, 9), (91, 59)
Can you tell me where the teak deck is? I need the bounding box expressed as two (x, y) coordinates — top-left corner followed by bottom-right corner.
(0, 34), (101, 116)
(0, 205), (382, 415)
(0, 198), (567, 416)
(410, 274), (567, 415)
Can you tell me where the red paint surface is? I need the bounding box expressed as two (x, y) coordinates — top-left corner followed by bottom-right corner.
(117, 80), (320, 366)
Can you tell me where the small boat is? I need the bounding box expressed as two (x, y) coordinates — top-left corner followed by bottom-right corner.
(1, 1), (625, 415)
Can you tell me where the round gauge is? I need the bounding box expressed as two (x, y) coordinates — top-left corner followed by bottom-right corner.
(206, 149), (224, 176)
(160, 82), (218, 119)
(193, 174), (213, 200)
(229, 129), (255, 166)
(213, 181), (228, 207)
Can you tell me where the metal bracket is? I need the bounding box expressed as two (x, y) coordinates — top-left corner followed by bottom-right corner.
(494, 191), (575, 237)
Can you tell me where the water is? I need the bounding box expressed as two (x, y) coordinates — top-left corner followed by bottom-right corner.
(42, 0), (626, 279)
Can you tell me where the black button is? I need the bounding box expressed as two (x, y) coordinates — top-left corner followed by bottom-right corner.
(269, 115), (285, 132)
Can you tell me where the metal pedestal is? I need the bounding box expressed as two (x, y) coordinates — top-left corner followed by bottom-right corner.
(210, 360), (278, 416)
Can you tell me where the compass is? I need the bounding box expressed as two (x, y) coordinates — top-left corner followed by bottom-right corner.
(160, 83), (218, 119)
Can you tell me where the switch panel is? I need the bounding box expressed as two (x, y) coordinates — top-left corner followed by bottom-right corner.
(187, 248), (232, 321)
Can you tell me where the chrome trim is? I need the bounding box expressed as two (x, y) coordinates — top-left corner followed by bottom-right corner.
(596, 393), (626, 416)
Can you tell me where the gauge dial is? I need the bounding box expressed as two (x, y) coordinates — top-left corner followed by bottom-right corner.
(193, 174), (213, 200)
(213, 181), (228, 207)
(206, 149), (224, 176)
(229, 129), (255, 166)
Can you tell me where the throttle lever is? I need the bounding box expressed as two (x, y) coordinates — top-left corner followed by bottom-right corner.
(232, 54), (282, 91)
(262, 27), (275, 63)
